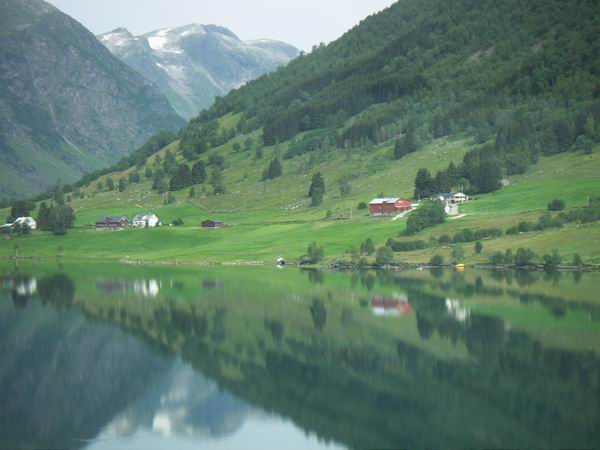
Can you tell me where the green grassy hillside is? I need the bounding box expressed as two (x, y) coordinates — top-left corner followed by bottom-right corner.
(1, 136), (598, 265)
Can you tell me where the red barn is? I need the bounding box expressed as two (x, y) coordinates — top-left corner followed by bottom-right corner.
(369, 198), (412, 217)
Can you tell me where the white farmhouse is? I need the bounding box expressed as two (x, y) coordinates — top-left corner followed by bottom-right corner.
(131, 213), (160, 228)
(14, 217), (37, 230)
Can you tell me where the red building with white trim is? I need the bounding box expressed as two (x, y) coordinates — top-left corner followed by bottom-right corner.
(369, 198), (412, 217)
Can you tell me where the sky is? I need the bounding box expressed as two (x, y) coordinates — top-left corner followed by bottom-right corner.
(46, 0), (397, 51)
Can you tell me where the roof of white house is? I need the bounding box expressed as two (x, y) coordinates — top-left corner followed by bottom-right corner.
(132, 213), (157, 221)
(369, 197), (400, 205)
(454, 192), (468, 197)
(14, 217), (36, 224)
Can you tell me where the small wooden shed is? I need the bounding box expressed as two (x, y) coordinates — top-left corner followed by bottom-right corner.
(201, 220), (225, 228)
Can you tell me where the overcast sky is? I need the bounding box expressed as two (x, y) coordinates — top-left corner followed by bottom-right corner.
(46, 0), (397, 51)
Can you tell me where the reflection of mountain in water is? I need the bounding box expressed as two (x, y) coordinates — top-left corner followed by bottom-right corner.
(0, 273), (274, 449)
(2, 266), (600, 449)
(0, 291), (171, 450)
(101, 362), (251, 440)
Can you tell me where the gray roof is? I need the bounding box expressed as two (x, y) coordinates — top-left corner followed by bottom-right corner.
(369, 197), (400, 205)
(96, 216), (128, 222)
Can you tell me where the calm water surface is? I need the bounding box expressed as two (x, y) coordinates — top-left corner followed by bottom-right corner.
(1, 262), (600, 449)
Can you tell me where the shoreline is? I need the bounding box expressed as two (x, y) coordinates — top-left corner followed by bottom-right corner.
(0, 255), (596, 273)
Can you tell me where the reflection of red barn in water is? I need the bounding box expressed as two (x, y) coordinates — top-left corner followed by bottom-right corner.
(371, 296), (413, 317)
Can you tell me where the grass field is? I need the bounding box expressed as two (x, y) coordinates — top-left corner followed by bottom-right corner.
(1, 133), (599, 265)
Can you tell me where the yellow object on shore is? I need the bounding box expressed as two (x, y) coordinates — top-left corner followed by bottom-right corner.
(455, 263), (465, 270)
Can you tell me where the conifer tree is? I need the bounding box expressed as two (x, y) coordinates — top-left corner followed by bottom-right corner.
(191, 161), (207, 184)
(308, 172), (325, 206)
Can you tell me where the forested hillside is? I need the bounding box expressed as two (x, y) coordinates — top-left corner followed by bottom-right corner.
(178, 0), (600, 194)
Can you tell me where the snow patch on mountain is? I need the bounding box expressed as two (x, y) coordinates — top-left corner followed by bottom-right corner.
(98, 24), (299, 119)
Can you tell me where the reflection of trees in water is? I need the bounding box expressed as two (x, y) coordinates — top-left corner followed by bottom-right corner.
(76, 277), (600, 450)
(303, 269), (324, 285)
(382, 270), (600, 323)
(202, 278), (223, 289)
(264, 318), (285, 343)
(37, 274), (75, 310)
(310, 298), (327, 331)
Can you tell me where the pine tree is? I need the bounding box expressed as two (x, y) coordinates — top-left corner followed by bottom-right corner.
(308, 172), (325, 207)
(36, 202), (51, 230)
(188, 186), (196, 198)
(169, 163), (192, 191)
(211, 167), (226, 194)
(106, 176), (115, 191)
(118, 178), (127, 192)
(414, 168), (436, 199)
(262, 158), (283, 180)
(191, 161), (207, 184)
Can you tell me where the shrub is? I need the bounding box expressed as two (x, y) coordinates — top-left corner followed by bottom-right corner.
(518, 221), (532, 233)
(543, 250), (562, 272)
(388, 240), (428, 252)
(534, 213), (564, 231)
(452, 229), (474, 243)
(375, 246), (395, 266)
(504, 249), (514, 265)
(357, 201), (368, 210)
(475, 241), (483, 254)
(438, 234), (451, 244)
(429, 254), (445, 266)
(547, 199), (566, 211)
(360, 238), (375, 255)
(301, 241), (324, 264)
(171, 218), (184, 226)
(474, 228), (503, 240)
(514, 248), (537, 267)
(506, 226), (519, 235)
(572, 253), (584, 268)
(405, 200), (446, 235)
(489, 252), (505, 265)
(450, 245), (465, 264)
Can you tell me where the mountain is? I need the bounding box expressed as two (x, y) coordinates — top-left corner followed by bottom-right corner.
(98, 24), (299, 120)
(0, 0), (185, 198)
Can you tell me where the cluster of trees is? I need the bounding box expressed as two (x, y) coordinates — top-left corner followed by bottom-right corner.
(487, 247), (566, 271)
(37, 202), (75, 235)
(414, 148), (503, 199)
(506, 200), (600, 236)
(386, 239), (428, 252)
(447, 228), (503, 244)
(300, 242), (325, 265)
(393, 128), (419, 160)
(405, 201), (446, 235)
(262, 158), (282, 181)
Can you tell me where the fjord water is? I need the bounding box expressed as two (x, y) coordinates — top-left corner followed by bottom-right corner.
(1, 262), (600, 449)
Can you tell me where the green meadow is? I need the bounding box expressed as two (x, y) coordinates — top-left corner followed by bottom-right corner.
(1, 133), (599, 265)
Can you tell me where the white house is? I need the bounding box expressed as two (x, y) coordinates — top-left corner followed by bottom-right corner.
(131, 213), (160, 228)
(452, 193), (469, 203)
(435, 192), (469, 204)
(14, 217), (37, 230)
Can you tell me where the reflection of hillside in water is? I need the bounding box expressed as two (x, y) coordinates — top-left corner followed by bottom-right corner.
(2, 265), (600, 449)
(0, 272), (331, 450)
